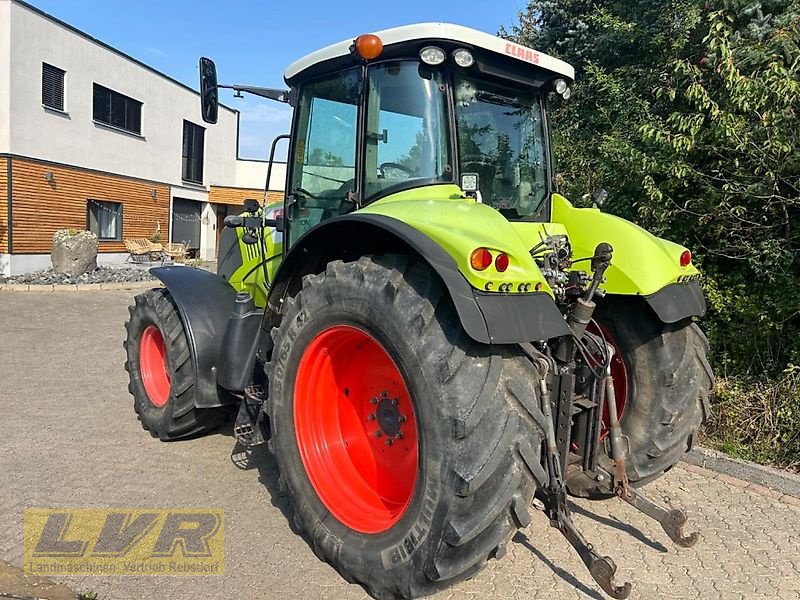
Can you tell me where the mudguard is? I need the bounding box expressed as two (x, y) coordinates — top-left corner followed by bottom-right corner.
(551, 194), (706, 323)
(150, 266), (237, 408)
(644, 280), (706, 323)
(271, 213), (571, 344)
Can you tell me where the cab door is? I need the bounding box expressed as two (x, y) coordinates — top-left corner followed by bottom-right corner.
(285, 68), (361, 248)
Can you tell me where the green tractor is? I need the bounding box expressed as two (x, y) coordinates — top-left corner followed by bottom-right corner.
(124, 23), (713, 600)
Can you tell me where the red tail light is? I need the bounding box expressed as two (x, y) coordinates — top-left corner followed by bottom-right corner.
(470, 248), (492, 271)
(495, 253), (509, 272)
(680, 250), (692, 267)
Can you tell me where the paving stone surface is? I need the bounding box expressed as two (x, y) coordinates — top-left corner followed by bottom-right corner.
(1, 290), (798, 600)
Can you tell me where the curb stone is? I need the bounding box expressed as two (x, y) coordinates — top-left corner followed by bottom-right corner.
(0, 280), (160, 292)
(683, 446), (800, 502)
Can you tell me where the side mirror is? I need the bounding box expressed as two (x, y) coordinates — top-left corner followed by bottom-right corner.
(199, 57), (219, 124)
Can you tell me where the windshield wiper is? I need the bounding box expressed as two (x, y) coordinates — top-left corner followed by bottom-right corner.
(475, 90), (524, 108)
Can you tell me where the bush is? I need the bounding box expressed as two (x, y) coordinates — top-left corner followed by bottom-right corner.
(508, 0), (800, 468)
(704, 369), (800, 470)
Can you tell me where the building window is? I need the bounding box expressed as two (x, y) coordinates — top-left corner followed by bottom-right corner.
(182, 120), (205, 183)
(42, 63), (65, 111)
(93, 84), (142, 134)
(87, 200), (123, 241)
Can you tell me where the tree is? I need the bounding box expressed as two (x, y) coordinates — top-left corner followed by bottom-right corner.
(507, 0), (800, 373)
(506, 0), (800, 464)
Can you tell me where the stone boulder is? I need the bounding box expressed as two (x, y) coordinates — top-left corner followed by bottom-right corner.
(51, 229), (98, 276)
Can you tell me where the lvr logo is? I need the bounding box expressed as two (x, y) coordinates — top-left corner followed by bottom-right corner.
(32, 511), (221, 558)
(25, 508), (224, 574)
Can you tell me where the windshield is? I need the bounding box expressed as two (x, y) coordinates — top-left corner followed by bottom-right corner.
(454, 75), (549, 220)
(364, 61), (452, 200)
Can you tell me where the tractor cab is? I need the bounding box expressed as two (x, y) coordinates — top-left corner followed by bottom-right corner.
(280, 24), (575, 242)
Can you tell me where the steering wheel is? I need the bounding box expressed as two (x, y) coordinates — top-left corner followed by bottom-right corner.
(379, 162), (415, 179)
(293, 186), (319, 199)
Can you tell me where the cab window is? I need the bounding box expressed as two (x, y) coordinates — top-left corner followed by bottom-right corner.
(289, 68), (360, 243)
(363, 61), (451, 200)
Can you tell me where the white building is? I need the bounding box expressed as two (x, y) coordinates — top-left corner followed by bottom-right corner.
(0, 0), (286, 275)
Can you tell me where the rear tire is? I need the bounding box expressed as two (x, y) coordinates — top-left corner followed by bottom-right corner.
(124, 288), (231, 440)
(266, 256), (548, 599)
(568, 297), (714, 498)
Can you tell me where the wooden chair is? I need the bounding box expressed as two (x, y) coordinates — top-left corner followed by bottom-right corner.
(163, 242), (187, 263)
(125, 239), (164, 263)
(125, 239), (152, 263)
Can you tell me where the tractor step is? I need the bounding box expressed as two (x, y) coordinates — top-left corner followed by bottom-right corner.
(233, 385), (268, 448)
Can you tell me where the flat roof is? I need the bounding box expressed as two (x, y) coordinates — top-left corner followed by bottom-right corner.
(285, 22), (575, 82)
(11, 0), (238, 114)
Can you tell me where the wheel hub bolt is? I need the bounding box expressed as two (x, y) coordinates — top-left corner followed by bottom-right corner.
(391, 398), (398, 406)
(398, 415), (407, 423)
(380, 391), (389, 399)
(385, 438), (393, 446)
(396, 432), (404, 440)
(374, 430), (382, 437)
(370, 397), (378, 405)
(367, 413), (376, 421)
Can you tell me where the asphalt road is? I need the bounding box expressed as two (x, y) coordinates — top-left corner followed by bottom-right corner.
(1, 289), (799, 600)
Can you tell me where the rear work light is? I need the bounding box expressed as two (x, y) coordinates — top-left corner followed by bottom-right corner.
(420, 46), (446, 65)
(452, 48), (474, 67)
(680, 250), (692, 267)
(470, 248), (492, 271)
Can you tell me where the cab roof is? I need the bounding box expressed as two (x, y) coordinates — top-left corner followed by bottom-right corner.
(284, 22), (575, 84)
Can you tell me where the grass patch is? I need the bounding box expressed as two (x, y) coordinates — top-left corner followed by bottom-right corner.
(701, 369), (800, 472)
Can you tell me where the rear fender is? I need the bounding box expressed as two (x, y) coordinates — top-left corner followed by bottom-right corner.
(150, 266), (238, 407)
(551, 194), (706, 322)
(268, 214), (570, 344)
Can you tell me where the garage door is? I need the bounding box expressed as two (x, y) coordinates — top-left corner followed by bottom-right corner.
(172, 198), (202, 250)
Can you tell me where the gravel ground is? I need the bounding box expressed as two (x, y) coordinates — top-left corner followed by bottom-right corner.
(0, 266), (157, 285)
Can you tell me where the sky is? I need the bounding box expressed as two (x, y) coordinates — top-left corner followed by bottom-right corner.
(27, 0), (527, 159)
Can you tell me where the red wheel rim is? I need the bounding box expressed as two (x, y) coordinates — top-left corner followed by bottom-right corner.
(586, 321), (628, 439)
(294, 325), (419, 534)
(140, 325), (171, 408)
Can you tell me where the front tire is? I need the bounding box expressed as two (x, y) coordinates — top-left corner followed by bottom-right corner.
(266, 256), (548, 599)
(124, 288), (231, 440)
(568, 297), (714, 498)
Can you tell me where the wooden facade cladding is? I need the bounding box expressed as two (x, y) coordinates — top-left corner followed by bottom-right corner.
(0, 157), (7, 253)
(10, 158), (170, 254)
(210, 186), (284, 208)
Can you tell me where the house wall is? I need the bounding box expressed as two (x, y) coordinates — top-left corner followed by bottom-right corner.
(7, 0), (239, 189)
(213, 158), (287, 213)
(0, 1), (10, 153)
(209, 186), (284, 208)
(0, 1), (295, 274)
(234, 160), (287, 191)
(0, 156), (7, 253)
(10, 157), (169, 254)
